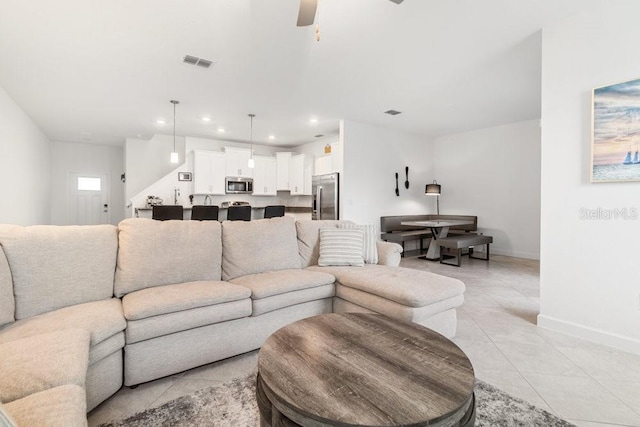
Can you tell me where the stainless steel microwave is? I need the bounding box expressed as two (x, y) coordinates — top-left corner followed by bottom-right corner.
(225, 177), (253, 194)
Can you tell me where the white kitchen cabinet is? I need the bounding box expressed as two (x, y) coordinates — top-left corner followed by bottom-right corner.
(193, 150), (226, 195)
(252, 156), (277, 196)
(290, 153), (313, 195)
(225, 147), (253, 178)
(315, 155), (332, 176)
(276, 152), (292, 190)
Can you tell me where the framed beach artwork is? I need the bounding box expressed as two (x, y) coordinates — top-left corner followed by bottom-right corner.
(591, 77), (640, 182)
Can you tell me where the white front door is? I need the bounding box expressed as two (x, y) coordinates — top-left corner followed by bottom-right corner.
(67, 173), (110, 225)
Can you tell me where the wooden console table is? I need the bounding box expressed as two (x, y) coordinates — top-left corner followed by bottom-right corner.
(257, 313), (476, 427)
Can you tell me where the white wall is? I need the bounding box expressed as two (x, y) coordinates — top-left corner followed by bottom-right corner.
(539, 1), (640, 354)
(434, 119), (541, 259)
(125, 134), (186, 200)
(50, 141), (125, 225)
(341, 120), (433, 227)
(0, 86), (51, 225)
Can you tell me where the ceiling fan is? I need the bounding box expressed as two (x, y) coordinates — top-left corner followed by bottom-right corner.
(296, 0), (405, 27)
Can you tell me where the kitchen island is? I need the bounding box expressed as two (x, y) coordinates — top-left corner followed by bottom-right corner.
(134, 205), (311, 221)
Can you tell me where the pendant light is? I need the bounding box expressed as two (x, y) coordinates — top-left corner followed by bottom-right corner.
(170, 100), (179, 164)
(247, 113), (255, 169)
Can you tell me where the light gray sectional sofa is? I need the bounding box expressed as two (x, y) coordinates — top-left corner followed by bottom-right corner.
(0, 217), (465, 426)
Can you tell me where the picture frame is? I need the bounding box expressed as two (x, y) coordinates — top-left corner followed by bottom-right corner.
(178, 172), (192, 181)
(591, 77), (640, 183)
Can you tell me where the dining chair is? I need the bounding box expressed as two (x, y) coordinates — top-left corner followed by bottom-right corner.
(152, 205), (183, 221)
(264, 205), (285, 218)
(227, 205), (252, 221)
(191, 205), (219, 221)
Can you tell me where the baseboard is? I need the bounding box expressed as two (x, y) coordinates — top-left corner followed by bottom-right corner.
(490, 248), (540, 260)
(538, 314), (640, 355)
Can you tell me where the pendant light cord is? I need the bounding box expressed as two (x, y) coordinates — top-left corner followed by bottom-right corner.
(170, 100), (179, 153)
(249, 113), (255, 159)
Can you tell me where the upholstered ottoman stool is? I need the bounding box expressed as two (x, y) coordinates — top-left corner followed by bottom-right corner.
(309, 264), (465, 338)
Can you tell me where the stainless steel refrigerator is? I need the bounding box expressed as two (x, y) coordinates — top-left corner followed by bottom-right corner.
(312, 173), (339, 220)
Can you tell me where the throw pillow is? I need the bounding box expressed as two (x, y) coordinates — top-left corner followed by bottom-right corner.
(318, 227), (365, 267)
(338, 223), (379, 264)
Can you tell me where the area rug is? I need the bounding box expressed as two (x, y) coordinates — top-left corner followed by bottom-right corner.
(99, 372), (574, 427)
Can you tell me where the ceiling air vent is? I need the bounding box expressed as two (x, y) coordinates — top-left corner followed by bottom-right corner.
(196, 58), (213, 68)
(182, 55), (214, 69)
(384, 109), (402, 116)
(315, 134), (324, 138)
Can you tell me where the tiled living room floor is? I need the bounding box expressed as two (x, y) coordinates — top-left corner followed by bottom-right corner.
(88, 255), (640, 427)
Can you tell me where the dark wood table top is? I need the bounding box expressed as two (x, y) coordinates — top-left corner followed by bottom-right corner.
(258, 313), (475, 427)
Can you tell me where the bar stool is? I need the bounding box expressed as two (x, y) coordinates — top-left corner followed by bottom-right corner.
(191, 205), (219, 221)
(227, 205), (251, 221)
(152, 205), (183, 221)
(264, 205), (285, 218)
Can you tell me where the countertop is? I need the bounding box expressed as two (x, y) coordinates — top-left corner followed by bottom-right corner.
(135, 206), (311, 212)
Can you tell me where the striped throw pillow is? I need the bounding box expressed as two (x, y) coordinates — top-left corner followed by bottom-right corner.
(338, 224), (379, 264)
(318, 227), (365, 267)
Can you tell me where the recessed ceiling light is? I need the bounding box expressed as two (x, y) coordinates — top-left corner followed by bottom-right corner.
(315, 134), (324, 138)
(310, 118), (318, 124)
(217, 127), (225, 133)
(268, 135), (276, 140)
(156, 119), (166, 125)
(384, 109), (402, 115)
(202, 117), (211, 122)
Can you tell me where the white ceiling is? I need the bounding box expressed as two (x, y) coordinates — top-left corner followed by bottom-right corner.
(0, 0), (600, 147)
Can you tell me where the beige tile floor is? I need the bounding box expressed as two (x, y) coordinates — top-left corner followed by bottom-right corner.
(88, 255), (640, 427)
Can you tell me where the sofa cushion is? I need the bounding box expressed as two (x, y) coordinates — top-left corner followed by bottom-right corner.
(115, 218), (223, 297)
(122, 281), (251, 320)
(0, 224), (118, 319)
(0, 299), (126, 349)
(0, 329), (90, 403)
(3, 384), (86, 427)
(229, 269), (335, 299)
(308, 264), (465, 308)
(0, 246), (14, 328)
(125, 299), (252, 344)
(295, 220), (354, 268)
(251, 285), (335, 316)
(336, 286), (464, 323)
(222, 217), (301, 281)
(230, 269), (336, 316)
(318, 227), (365, 267)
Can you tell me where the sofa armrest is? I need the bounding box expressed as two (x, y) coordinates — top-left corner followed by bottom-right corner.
(376, 241), (403, 267)
(0, 329), (90, 403)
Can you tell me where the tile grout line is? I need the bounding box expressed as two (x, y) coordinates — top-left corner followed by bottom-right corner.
(591, 376), (640, 420)
(476, 288), (561, 418)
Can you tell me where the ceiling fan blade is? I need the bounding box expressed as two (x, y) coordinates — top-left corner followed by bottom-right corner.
(297, 0), (318, 27)
(388, 0), (405, 4)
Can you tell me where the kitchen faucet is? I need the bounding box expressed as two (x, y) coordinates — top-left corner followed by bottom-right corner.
(174, 188), (180, 205)
(204, 195), (212, 205)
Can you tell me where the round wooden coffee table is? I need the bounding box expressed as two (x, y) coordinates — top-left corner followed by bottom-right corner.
(257, 313), (475, 427)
